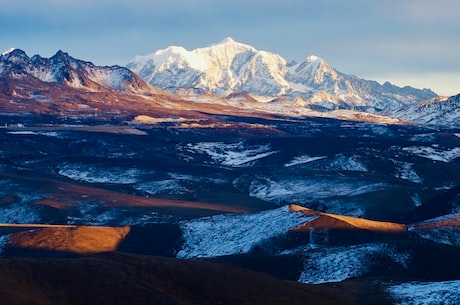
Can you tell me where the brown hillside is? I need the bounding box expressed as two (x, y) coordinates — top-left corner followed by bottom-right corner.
(0, 252), (384, 305)
(5, 225), (130, 255)
(290, 204), (407, 233)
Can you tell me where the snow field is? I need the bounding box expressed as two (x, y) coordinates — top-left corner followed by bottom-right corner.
(299, 243), (410, 284)
(177, 205), (314, 258)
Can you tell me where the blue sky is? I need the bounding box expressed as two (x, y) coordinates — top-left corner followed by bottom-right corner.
(1, 0), (459, 95)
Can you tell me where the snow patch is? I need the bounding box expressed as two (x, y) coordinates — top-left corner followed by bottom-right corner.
(394, 161), (423, 184)
(299, 243), (410, 284)
(183, 142), (277, 167)
(246, 177), (387, 204)
(328, 155), (367, 172)
(177, 206), (314, 258)
(410, 193), (422, 207)
(0, 204), (42, 224)
(7, 131), (38, 135)
(402, 146), (460, 162)
(409, 133), (437, 143)
(1, 48), (16, 56)
(388, 280), (460, 305)
(134, 180), (188, 195)
(284, 155), (326, 167)
(58, 164), (141, 184)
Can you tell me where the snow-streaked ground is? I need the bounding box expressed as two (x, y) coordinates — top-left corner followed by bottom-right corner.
(134, 180), (188, 195)
(245, 177), (388, 204)
(409, 133), (437, 143)
(412, 227), (460, 247)
(299, 243), (410, 284)
(297, 154), (368, 172)
(388, 280), (460, 305)
(182, 142), (277, 167)
(402, 146), (460, 163)
(410, 213), (460, 247)
(58, 163), (141, 184)
(177, 205), (315, 258)
(0, 204), (42, 224)
(326, 155), (367, 172)
(394, 161), (423, 184)
(66, 203), (176, 226)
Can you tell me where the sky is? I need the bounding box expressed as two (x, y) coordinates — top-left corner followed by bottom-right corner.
(1, 0), (459, 96)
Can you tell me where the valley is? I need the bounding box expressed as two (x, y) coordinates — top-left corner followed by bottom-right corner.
(0, 114), (459, 304)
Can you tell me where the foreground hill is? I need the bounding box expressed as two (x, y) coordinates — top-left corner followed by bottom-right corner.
(0, 252), (385, 305)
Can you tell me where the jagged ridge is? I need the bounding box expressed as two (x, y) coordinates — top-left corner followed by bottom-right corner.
(0, 49), (151, 93)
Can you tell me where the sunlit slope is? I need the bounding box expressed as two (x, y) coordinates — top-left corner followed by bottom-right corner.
(1, 225), (130, 254)
(289, 204), (407, 233)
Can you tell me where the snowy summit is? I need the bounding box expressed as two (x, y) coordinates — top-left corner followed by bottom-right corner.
(127, 38), (436, 112)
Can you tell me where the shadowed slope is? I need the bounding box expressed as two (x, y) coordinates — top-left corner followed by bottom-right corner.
(0, 252), (382, 305)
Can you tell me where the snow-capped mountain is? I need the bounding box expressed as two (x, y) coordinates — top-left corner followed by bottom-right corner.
(0, 49), (152, 93)
(127, 37), (437, 112)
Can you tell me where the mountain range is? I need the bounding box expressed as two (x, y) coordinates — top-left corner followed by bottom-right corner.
(127, 37), (446, 119)
(1, 40), (459, 126)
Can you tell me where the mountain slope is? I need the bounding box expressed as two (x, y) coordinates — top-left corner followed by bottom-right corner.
(127, 37), (437, 112)
(395, 93), (460, 126)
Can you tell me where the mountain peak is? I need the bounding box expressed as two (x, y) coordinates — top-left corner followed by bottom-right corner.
(209, 37), (252, 50)
(1, 48), (28, 58)
(51, 50), (72, 62)
(1, 47), (17, 56)
(219, 37), (236, 44)
(306, 55), (322, 63)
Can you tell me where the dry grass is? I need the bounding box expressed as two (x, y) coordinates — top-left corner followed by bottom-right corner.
(290, 204), (407, 233)
(7, 226), (130, 255)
